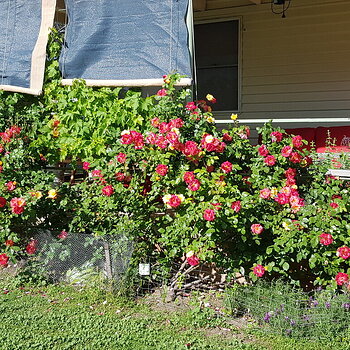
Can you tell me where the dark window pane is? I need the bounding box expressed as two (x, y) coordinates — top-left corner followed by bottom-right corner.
(196, 66), (238, 111)
(194, 20), (239, 110)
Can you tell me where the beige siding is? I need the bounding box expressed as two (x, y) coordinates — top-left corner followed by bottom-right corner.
(194, 0), (350, 126)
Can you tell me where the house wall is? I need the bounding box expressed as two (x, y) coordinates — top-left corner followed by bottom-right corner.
(194, 0), (350, 129)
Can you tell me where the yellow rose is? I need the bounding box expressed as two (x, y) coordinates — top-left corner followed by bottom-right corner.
(48, 189), (58, 199)
(206, 94), (215, 102)
(230, 113), (238, 120)
(207, 116), (216, 123)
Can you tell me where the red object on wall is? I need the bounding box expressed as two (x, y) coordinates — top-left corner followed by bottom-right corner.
(315, 126), (350, 153)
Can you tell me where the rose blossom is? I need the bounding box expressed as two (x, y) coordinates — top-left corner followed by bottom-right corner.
(82, 162), (90, 170)
(319, 233), (333, 246)
(330, 202), (339, 209)
(183, 141), (200, 157)
(155, 164), (168, 176)
(150, 117), (160, 128)
(0, 197), (6, 208)
(221, 161), (233, 173)
(264, 155), (276, 166)
(336, 246), (350, 260)
(222, 133), (233, 142)
(270, 131), (283, 142)
(258, 145), (269, 157)
(275, 193), (289, 205)
(292, 135), (303, 148)
(183, 171), (196, 184)
(0, 253), (9, 266)
(185, 102), (197, 111)
(188, 180), (201, 191)
(26, 240), (38, 255)
(164, 195), (184, 208)
(289, 152), (301, 164)
(253, 264), (266, 277)
(116, 153), (127, 163)
(251, 223), (264, 235)
(5, 181), (16, 191)
(281, 146), (293, 157)
(203, 209), (215, 221)
(57, 230), (68, 239)
(5, 240), (14, 247)
(335, 272), (349, 286)
(231, 201), (241, 212)
(186, 251), (200, 266)
(260, 188), (271, 199)
(10, 197), (26, 215)
(156, 89), (167, 96)
(102, 185), (114, 197)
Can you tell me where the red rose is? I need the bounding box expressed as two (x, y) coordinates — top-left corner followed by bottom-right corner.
(116, 153), (127, 163)
(187, 255), (200, 266)
(156, 89), (167, 97)
(222, 133), (232, 142)
(115, 172), (126, 182)
(258, 145), (269, 157)
(319, 233), (333, 246)
(330, 202), (339, 209)
(270, 131), (283, 142)
(292, 135), (303, 148)
(183, 171), (196, 184)
(183, 141), (200, 157)
(82, 162), (90, 170)
(0, 253), (9, 266)
(335, 272), (349, 286)
(26, 240), (38, 255)
(167, 195), (182, 208)
(251, 224), (264, 235)
(0, 197), (6, 208)
(281, 146), (293, 157)
(336, 246), (350, 260)
(275, 193), (289, 205)
(155, 164), (168, 176)
(57, 230), (68, 239)
(231, 201), (241, 212)
(253, 264), (266, 277)
(289, 152), (301, 164)
(188, 180), (201, 191)
(221, 161), (233, 173)
(5, 240), (14, 247)
(102, 185), (114, 197)
(10, 197), (26, 215)
(203, 209), (215, 221)
(264, 155), (276, 166)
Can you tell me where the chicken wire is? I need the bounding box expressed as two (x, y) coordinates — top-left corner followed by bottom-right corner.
(33, 230), (133, 284)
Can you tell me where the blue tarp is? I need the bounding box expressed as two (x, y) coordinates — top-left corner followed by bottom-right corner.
(60, 0), (192, 81)
(0, 0), (42, 89)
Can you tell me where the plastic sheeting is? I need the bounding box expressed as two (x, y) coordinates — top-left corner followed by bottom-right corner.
(0, 0), (56, 95)
(60, 0), (192, 85)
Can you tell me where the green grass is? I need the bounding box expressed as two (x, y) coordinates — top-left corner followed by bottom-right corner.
(0, 278), (348, 350)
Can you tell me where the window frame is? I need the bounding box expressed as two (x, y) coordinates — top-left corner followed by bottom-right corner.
(193, 17), (242, 115)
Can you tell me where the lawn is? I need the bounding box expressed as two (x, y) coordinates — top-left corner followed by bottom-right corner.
(0, 276), (347, 350)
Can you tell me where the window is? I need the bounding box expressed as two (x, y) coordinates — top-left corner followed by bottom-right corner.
(194, 20), (240, 111)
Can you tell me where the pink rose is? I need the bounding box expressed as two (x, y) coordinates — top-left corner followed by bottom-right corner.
(292, 135), (303, 148)
(221, 161), (233, 173)
(167, 195), (182, 208)
(183, 141), (200, 157)
(183, 171), (196, 184)
(264, 155), (276, 166)
(155, 164), (168, 176)
(258, 145), (269, 157)
(156, 89), (167, 96)
(336, 246), (350, 259)
(222, 133), (233, 142)
(335, 272), (349, 286)
(319, 233), (333, 246)
(188, 180), (201, 191)
(102, 185), (114, 197)
(289, 152), (301, 164)
(187, 254), (200, 266)
(251, 224), (264, 235)
(5, 181), (16, 191)
(270, 131), (283, 142)
(253, 264), (266, 277)
(82, 162), (90, 170)
(116, 153), (127, 163)
(203, 209), (215, 221)
(150, 117), (160, 128)
(231, 201), (241, 212)
(259, 188), (271, 199)
(10, 197), (26, 215)
(281, 146), (293, 157)
(275, 193), (289, 205)
(185, 102), (197, 111)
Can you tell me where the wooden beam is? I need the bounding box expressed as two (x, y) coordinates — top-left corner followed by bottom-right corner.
(249, 0), (262, 4)
(193, 0), (206, 11)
